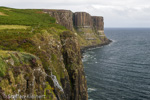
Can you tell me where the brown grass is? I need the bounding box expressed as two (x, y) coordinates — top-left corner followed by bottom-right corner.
(0, 25), (30, 30)
(0, 12), (8, 16)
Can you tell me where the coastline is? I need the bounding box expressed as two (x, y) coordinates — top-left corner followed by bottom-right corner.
(80, 39), (112, 54)
(0, 7), (110, 100)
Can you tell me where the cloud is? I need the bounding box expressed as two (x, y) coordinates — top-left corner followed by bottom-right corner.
(1, 0), (150, 27)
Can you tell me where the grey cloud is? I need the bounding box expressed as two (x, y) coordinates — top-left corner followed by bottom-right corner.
(1, 0), (150, 27)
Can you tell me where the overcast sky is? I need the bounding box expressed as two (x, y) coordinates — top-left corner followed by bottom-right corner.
(1, 0), (150, 28)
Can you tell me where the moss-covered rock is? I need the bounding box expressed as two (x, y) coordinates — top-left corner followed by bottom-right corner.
(61, 31), (88, 100)
(0, 51), (56, 100)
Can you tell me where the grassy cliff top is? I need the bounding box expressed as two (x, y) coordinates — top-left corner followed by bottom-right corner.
(0, 7), (54, 27)
(0, 6), (67, 50)
(0, 7), (66, 34)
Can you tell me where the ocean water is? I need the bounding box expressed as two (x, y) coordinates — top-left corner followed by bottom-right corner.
(82, 28), (150, 100)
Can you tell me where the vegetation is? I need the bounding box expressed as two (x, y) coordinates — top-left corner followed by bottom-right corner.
(0, 12), (8, 16)
(0, 6), (66, 51)
(0, 7), (54, 26)
(0, 7), (70, 99)
(0, 50), (39, 77)
(0, 25), (30, 30)
(0, 7), (66, 39)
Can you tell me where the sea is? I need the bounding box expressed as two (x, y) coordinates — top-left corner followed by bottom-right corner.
(82, 28), (150, 100)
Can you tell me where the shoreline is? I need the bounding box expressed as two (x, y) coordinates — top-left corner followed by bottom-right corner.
(80, 39), (112, 54)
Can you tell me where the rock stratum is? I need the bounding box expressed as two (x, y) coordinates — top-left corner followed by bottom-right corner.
(0, 7), (111, 100)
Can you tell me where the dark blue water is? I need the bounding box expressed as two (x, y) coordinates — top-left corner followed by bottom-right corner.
(83, 28), (150, 100)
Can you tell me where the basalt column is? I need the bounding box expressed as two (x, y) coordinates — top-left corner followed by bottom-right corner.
(92, 16), (104, 35)
(74, 12), (93, 28)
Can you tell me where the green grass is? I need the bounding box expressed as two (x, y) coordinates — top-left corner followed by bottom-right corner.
(0, 7), (69, 89)
(0, 57), (8, 77)
(0, 7), (54, 27)
(0, 7), (67, 52)
(0, 50), (41, 77)
(0, 7), (66, 29)
(0, 7), (66, 73)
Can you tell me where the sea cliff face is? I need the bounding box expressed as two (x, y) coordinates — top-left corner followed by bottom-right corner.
(0, 7), (110, 100)
(43, 10), (74, 31)
(0, 30), (87, 100)
(43, 9), (111, 49)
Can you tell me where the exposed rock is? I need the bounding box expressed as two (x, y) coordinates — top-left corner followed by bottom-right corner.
(92, 16), (104, 31)
(43, 9), (111, 49)
(0, 51), (57, 100)
(60, 31), (88, 100)
(43, 9), (74, 31)
(74, 12), (93, 28)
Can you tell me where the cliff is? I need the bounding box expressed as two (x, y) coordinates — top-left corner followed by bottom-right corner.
(43, 10), (111, 49)
(74, 12), (93, 28)
(0, 7), (110, 100)
(0, 30), (87, 100)
(92, 16), (104, 30)
(43, 10), (74, 31)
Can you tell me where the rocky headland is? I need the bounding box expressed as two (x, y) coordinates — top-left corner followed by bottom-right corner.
(43, 9), (111, 50)
(0, 7), (111, 100)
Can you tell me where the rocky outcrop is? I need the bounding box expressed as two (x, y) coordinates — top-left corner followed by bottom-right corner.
(74, 12), (92, 28)
(61, 31), (88, 100)
(92, 16), (104, 32)
(74, 12), (104, 35)
(0, 51), (57, 100)
(43, 10), (105, 33)
(43, 10), (110, 48)
(43, 10), (74, 31)
(0, 29), (88, 100)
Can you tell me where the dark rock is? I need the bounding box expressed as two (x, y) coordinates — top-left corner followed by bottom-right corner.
(92, 16), (104, 31)
(61, 31), (88, 100)
(43, 9), (74, 31)
(74, 12), (93, 28)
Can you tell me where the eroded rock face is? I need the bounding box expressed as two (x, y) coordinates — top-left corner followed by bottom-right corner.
(74, 12), (104, 35)
(60, 31), (88, 100)
(43, 10), (105, 33)
(92, 16), (104, 31)
(0, 30), (88, 100)
(0, 51), (57, 100)
(74, 12), (93, 28)
(43, 10), (111, 49)
(43, 10), (74, 31)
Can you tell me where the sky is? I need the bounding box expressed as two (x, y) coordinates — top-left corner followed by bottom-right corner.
(1, 0), (150, 28)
